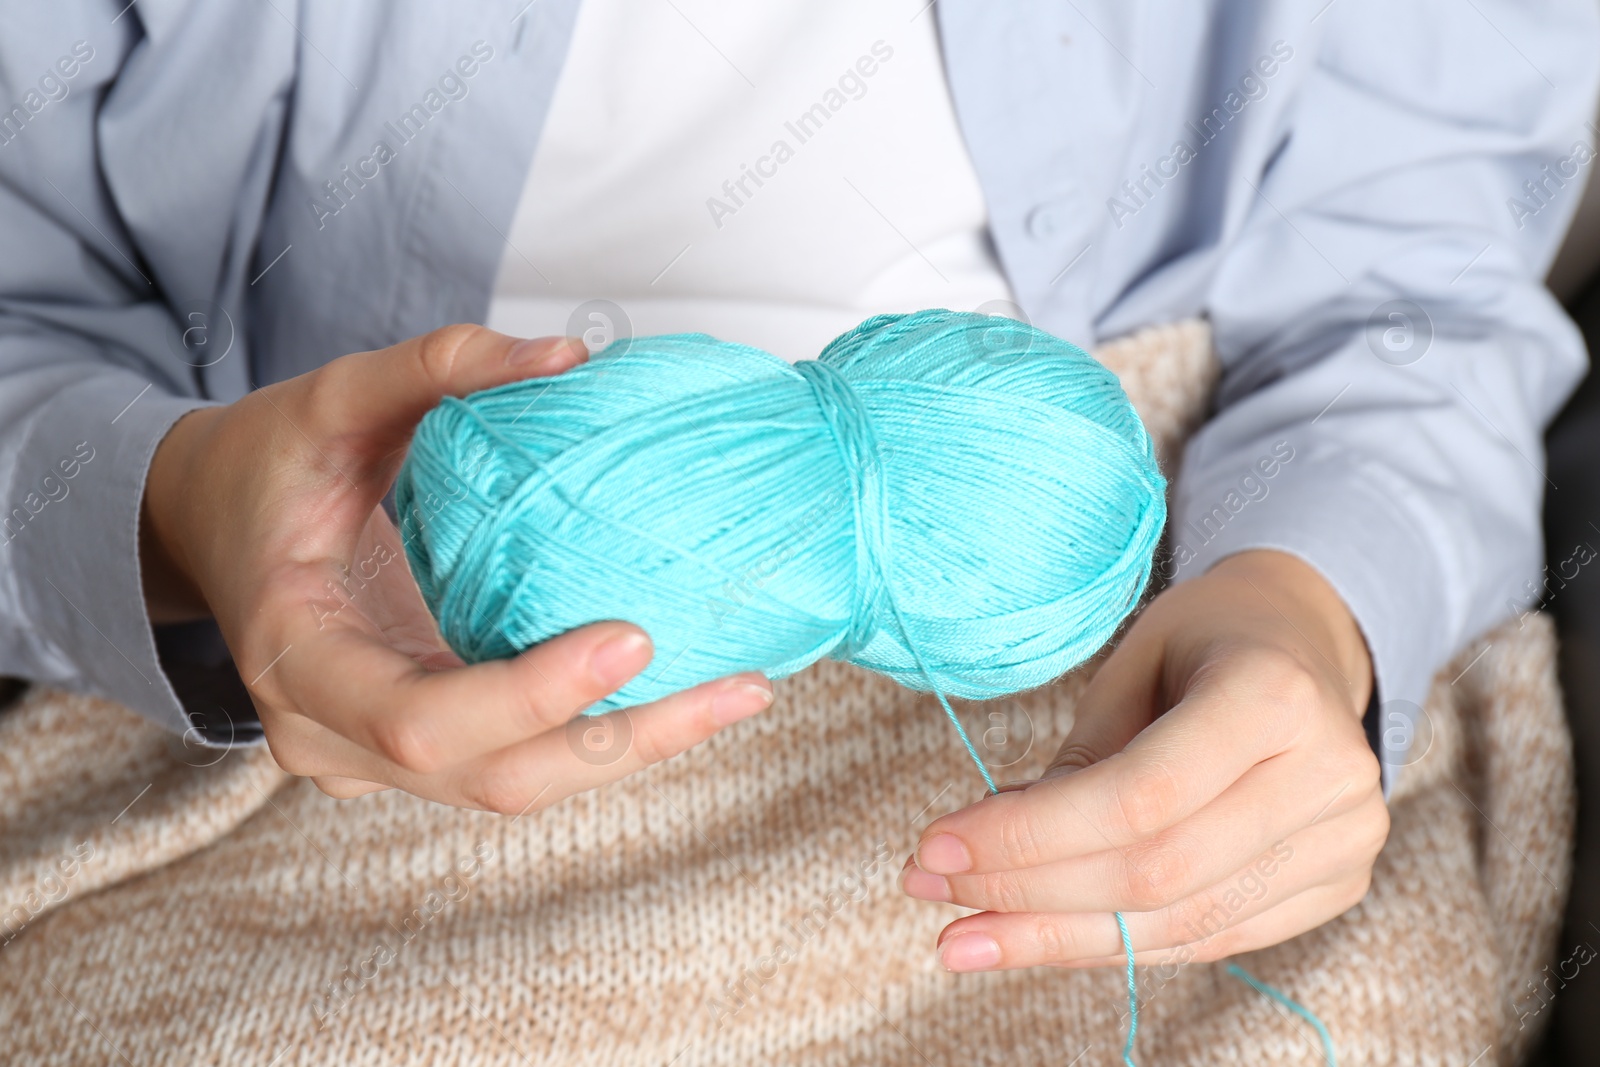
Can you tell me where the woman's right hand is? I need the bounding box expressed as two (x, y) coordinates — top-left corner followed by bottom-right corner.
(139, 325), (774, 811)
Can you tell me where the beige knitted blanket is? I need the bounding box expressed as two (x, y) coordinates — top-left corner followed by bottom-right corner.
(0, 321), (1573, 1066)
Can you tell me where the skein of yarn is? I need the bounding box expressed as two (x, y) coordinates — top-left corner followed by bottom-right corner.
(396, 309), (1166, 717)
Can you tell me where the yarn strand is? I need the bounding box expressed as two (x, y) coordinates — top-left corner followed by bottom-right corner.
(1116, 911), (1138, 1067)
(1111, 937), (1339, 1067)
(884, 594), (999, 794)
(1225, 963), (1338, 1066)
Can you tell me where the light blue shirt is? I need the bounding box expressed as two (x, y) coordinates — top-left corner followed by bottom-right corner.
(1, 0), (1596, 795)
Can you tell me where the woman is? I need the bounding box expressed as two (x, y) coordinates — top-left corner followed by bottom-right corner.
(0, 0), (1593, 1041)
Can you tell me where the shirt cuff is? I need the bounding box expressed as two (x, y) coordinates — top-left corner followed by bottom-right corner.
(3, 375), (221, 737)
(1165, 444), (1450, 799)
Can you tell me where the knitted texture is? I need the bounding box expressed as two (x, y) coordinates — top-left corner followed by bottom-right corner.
(0, 319), (1572, 1066)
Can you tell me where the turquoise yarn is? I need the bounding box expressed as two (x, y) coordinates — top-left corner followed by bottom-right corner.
(1225, 963), (1338, 1066)
(396, 309), (1166, 720)
(1116, 911), (1139, 1067)
(1112, 918), (1339, 1066)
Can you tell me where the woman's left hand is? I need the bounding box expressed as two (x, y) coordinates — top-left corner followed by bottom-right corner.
(899, 549), (1390, 971)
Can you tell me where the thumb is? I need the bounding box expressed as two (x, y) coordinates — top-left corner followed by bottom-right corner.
(1042, 634), (1164, 781)
(303, 325), (587, 451)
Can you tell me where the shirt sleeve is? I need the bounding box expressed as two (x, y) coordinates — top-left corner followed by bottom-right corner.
(1169, 0), (1600, 795)
(0, 13), (223, 739)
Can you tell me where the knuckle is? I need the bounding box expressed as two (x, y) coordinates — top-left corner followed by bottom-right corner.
(258, 710), (318, 777)
(415, 323), (487, 386)
(1164, 890), (1235, 946)
(1331, 739), (1378, 788)
(242, 671), (277, 710)
(995, 807), (1049, 869)
(265, 735), (316, 778)
(464, 772), (534, 817)
(1112, 762), (1182, 839)
(312, 777), (368, 800)
(1122, 837), (1195, 910)
(975, 872), (1029, 913)
(507, 681), (565, 740)
(1254, 650), (1322, 723)
(1314, 746), (1381, 820)
(1361, 804), (1392, 859)
(1030, 916), (1080, 961)
(625, 721), (678, 768)
(1050, 742), (1102, 775)
(298, 359), (352, 434)
(1182, 923), (1238, 963)
(372, 715), (445, 775)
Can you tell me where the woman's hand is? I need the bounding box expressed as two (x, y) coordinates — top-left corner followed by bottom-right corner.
(900, 549), (1387, 970)
(140, 325), (773, 811)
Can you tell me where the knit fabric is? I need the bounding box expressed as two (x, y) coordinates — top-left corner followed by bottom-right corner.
(0, 320), (1571, 1066)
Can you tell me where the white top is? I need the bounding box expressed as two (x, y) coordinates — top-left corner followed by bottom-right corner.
(484, 0), (1018, 363)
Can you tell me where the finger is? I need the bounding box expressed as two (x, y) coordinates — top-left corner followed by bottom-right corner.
(304, 325), (587, 450)
(434, 671), (774, 814)
(913, 650), (1315, 875)
(904, 746), (1381, 913)
(266, 583), (659, 772)
(937, 878), (1371, 972)
(1153, 874), (1372, 964)
(311, 776), (391, 799)
(262, 665), (772, 810)
(924, 807), (1383, 971)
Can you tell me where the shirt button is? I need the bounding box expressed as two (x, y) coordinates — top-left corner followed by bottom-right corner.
(1025, 195), (1079, 242)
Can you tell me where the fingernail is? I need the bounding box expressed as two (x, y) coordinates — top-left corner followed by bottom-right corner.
(711, 681), (772, 726)
(508, 336), (586, 372)
(940, 933), (1001, 972)
(899, 866), (952, 903)
(916, 833), (972, 875)
(589, 631), (651, 689)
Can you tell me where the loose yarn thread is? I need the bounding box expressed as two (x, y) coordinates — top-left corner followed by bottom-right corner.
(937, 719), (1339, 1067)
(1107, 920), (1339, 1067)
(398, 308), (1334, 1063)
(1225, 963), (1339, 1066)
(1116, 910), (1139, 1066)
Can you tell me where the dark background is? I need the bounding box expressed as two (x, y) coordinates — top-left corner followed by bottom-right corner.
(1534, 261), (1600, 1065)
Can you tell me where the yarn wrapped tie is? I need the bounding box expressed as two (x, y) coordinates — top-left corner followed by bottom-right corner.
(790, 357), (893, 663)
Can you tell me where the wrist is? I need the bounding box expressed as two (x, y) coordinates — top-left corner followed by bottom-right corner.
(140, 406), (221, 623)
(1208, 549), (1374, 715)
